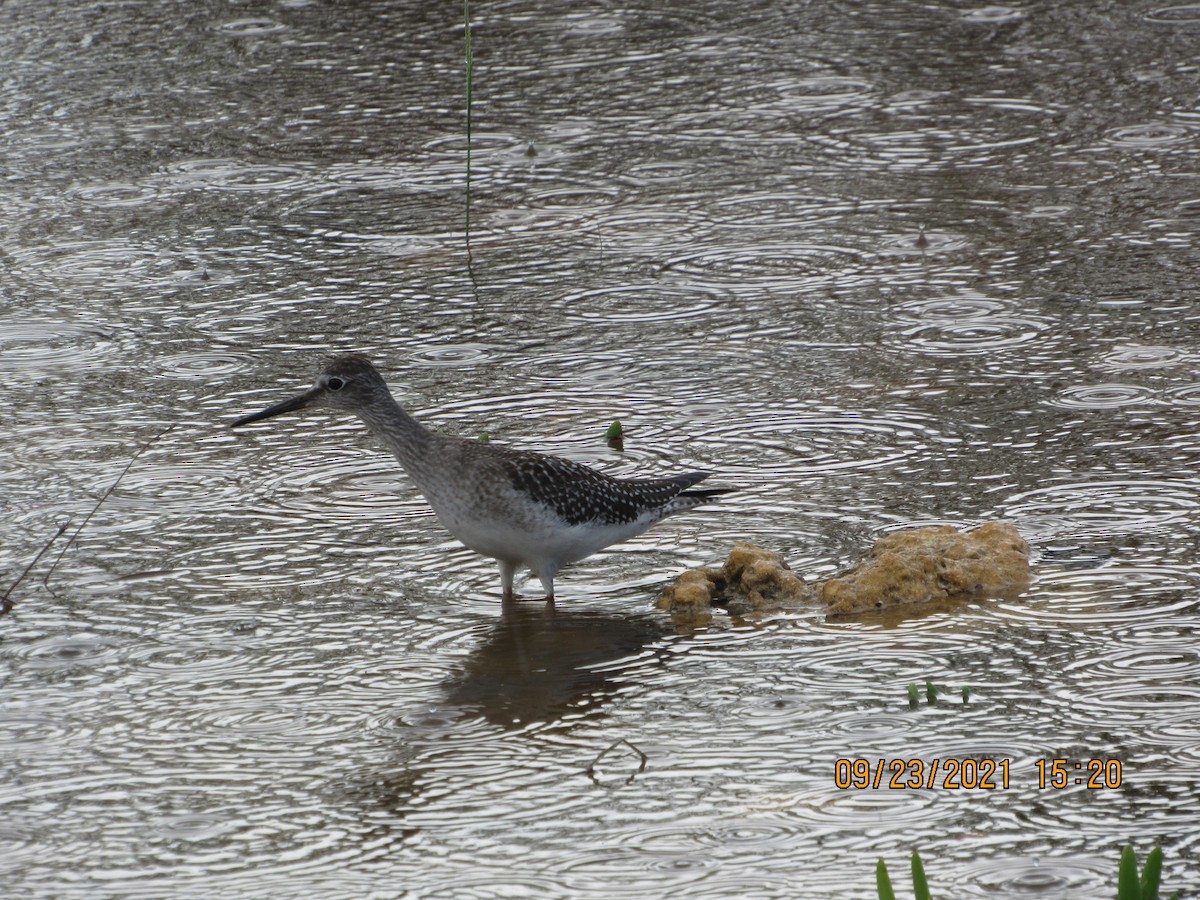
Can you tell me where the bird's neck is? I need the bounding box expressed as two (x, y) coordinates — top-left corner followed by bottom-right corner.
(357, 397), (435, 474)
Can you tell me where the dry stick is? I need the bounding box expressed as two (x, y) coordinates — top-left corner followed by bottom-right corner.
(41, 424), (178, 588)
(1, 520), (71, 614)
(586, 738), (649, 786)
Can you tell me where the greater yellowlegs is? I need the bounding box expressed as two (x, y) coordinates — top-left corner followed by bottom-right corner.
(232, 354), (731, 601)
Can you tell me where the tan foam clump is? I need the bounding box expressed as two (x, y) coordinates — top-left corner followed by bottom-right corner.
(658, 568), (721, 626)
(822, 522), (1030, 615)
(658, 523), (1030, 622)
(658, 541), (812, 624)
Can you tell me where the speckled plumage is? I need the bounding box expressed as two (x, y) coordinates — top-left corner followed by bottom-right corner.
(506, 454), (712, 526)
(233, 354), (732, 601)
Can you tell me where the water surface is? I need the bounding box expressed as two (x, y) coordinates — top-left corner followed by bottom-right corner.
(2, 0), (1199, 896)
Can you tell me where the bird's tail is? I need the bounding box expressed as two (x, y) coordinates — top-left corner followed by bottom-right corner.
(664, 486), (734, 516)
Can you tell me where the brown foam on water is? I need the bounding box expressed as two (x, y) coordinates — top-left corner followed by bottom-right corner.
(659, 522), (1030, 624)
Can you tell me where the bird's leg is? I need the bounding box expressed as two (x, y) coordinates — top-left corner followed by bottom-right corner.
(498, 560), (517, 603)
(537, 571), (555, 604)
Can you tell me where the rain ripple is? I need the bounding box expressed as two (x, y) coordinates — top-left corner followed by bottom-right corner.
(102, 462), (248, 515)
(1062, 640), (1200, 682)
(153, 813), (243, 843)
(772, 76), (876, 113)
(1141, 715), (1200, 766)
(183, 700), (352, 748)
(157, 350), (256, 380)
(1003, 478), (1200, 538)
(216, 18), (286, 35)
(9, 632), (127, 672)
(8, 239), (213, 290)
(1103, 123), (1192, 149)
(616, 819), (803, 855)
(176, 535), (380, 589)
(546, 846), (721, 894)
(784, 787), (946, 830)
(960, 6), (1026, 25)
(561, 282), (730, 322)
(877, 231), (970, 256)
(324, 161), (451, 190)
(1145, 4), (1200, 24)
(948, 856), (1109, 899)
(1098, 344), (1189, 370)
(1023, 567), (1199, 624)
(1164, 383), (1200, 405)
(660, 241), (865, 287)
(250, 450), (417, 523)
(422, 131), (547, 172)
(1050, 383), (1159, 409)
(143, 610), (293, 651)
(419, 874), (583, 900)
(162, 159), (314, 193)
(709, 406), (949, 478)
(0, 711), (86, 756)
(69, 180), (162, 208)
(807, 126), (1041, 172)
(0, 315), (120, 372)
(407, 342), (495, 368)
(712, 192), (857, 229)
(887, 295), (1051, 356)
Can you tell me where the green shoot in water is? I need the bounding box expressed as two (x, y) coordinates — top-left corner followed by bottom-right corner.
(606, 420), (624, 450)
(875, 852), (932, 900)
(876, 846), (1179, 900)
(1118, 845), (1179, 900)
(906, 681), (970, 707)
(463, 0), (473, 240)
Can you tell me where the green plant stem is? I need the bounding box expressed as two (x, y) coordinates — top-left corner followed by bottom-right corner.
(911, 851), (932, 900)
(1140, 846), (1163, 899)
(875, 859), (897, 900)
(463, 0), (473, 241)
(1118, 846), (1140, 900)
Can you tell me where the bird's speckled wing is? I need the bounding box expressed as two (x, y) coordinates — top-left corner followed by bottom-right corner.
(502, 452), (710, 527)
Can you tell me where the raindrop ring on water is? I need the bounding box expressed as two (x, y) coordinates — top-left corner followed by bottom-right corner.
(1050, 384), (1157, 410)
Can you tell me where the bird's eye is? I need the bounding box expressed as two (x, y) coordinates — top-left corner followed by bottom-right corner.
(327, 376), (345, 391)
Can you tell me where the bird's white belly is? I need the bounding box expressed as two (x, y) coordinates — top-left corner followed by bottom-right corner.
(433, 501), (653, 570)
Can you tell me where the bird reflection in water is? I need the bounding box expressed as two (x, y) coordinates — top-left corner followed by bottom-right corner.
(444, 603), (669, 729)
(348, 604), (669, 821)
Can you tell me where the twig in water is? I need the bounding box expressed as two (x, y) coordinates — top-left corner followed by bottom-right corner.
(587, 738), (648, 786)
(463, 0), (474, 244)
(42, 424), (177, 588)
(1, 520), (71, 615)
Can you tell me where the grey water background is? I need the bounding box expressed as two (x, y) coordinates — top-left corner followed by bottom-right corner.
(3, 0), (1200, 896)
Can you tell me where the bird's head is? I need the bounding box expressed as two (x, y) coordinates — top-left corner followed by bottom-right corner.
(231, 353), (389, 427)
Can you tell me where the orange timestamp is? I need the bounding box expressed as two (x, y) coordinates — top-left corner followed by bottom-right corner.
(834, 758), (1124, 790)
(835, 757), (1010, 790)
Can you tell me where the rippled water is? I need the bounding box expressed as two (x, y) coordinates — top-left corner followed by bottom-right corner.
(3, 0), (1200, 896)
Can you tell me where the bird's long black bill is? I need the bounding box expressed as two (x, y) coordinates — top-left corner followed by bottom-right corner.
(231, 389), (318, 427)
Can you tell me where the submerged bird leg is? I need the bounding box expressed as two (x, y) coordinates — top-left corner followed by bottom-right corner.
(537, 570), (556, 604)
(498, 560), (517, 602)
